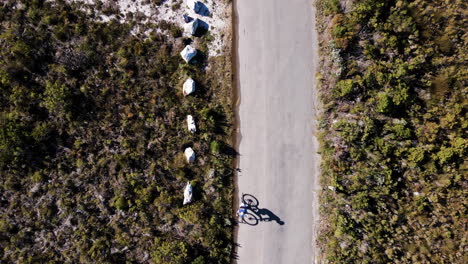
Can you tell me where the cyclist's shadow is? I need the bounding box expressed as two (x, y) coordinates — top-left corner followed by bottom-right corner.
(252, 207), (284, 225)
(240, 194), (285, 226)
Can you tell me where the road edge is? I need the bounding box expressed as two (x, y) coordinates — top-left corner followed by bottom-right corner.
(311, 1), (322, 263)
(231, 0), (241, 262)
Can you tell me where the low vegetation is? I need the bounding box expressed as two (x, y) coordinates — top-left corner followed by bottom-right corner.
(316, 0), (466, 263)
(0, 0), (234, 263)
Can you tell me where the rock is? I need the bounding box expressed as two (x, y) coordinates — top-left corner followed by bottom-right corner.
(186, 0), (209, 16)
(183, 14), (193, 23)
(187, 115), (196, 133)
(180, 45), (197, 63)
(184, 147), (196, 163)
(183, 181), (193, 205)
(183, 78), (196, 96)
(184, 18), (199, 35)
(186, 0), (199, 12)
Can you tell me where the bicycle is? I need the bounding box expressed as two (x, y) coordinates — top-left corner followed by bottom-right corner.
(237, 193), (260, 225)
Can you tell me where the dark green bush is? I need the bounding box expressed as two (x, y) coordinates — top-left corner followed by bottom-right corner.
(317, 0), (466, 263)
(0, 0), (234, 262)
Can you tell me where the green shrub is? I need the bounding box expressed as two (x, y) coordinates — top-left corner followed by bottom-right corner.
(318, 0), (465, 262)
(191, 256), (206, 264)
(376, 92), (392, 113)
(333, 79), (354, 98)
(210, 140), (221, 154)
(32, 171), (44, 183)
(407, 147), (425, 166)
(0, 0), (233, 262)
(152, 238), (189, 264)
(115, 197), (128, 210)
(322, 0), (341, 15)
(436, 146), (454, 164)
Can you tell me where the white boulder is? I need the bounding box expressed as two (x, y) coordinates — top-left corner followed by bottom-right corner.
(184, 18), (199, 36)
(186, 0), (209, 16)
(183, 78), (196, 96)
(187, 115), (196, 133)
(183, 181), (193, 205)
(184, 147), (195, 163)
(186, 0), (200, 13)
(180, 45), (197, 63)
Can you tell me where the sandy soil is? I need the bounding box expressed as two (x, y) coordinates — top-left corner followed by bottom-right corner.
(64, 0), (229, 57)
(235, 0), (321, 263)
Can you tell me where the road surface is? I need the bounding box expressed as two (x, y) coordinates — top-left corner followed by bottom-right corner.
(235, 0), (320, 263)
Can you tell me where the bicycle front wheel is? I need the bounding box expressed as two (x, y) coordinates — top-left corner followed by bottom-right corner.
(242, 194), (259, 207)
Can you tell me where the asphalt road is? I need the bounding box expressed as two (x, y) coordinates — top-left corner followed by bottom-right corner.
(235, 0), (320, 263)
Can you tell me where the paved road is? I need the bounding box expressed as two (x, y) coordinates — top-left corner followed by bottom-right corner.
(235, 0), (320, 263)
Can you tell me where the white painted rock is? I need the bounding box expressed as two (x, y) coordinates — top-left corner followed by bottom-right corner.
(180, 45), (197, 63)
(184, 147), (196, 163)
(183, 78), (196, 96)
(186, 0), (200, 13)
(186, 0), (209, 16)
(184, 18), (199, 35)
(183, 181), (193, 205)
(187, 115), (196, 133)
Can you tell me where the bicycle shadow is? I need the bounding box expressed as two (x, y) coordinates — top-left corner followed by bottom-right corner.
(253, 208), (285, 225)
(240, 194), (285, 226)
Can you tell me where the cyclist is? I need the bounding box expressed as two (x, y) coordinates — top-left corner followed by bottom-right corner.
(236, 202), (248, 221)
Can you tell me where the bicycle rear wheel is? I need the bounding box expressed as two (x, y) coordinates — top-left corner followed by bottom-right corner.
(242, 213), (259, 226)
